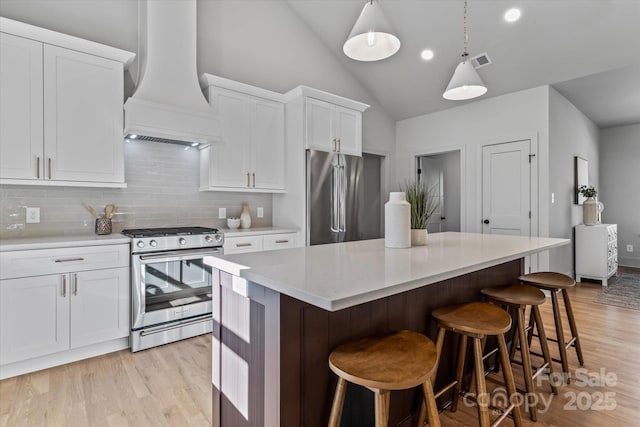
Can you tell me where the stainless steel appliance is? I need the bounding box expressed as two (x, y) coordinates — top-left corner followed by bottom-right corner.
(122, 226), (224, 352)
(307, 149), (364, 245)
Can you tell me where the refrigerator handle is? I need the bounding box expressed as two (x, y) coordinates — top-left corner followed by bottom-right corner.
(339, 164), (346, 232)
(330, 165), (340, 233)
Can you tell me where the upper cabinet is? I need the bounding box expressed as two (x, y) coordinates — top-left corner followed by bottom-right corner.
(286, 86), (369, 157)
(0, 18), (135, 188)
(199, 74), (285, 193)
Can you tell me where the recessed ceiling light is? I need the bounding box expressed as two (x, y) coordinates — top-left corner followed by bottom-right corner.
(504, 8), (521, 23)
(420, 49), (434, 60)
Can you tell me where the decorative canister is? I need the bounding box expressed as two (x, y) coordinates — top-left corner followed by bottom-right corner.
(240, 204), (252, 229)
(583, 197), (601, 226)
(95, 217), (112, 235)
(384, 192), (410, 248)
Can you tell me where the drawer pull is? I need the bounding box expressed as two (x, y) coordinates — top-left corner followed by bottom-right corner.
(236, 243), (253, 247)
(62, 275), (66, 297)
(275, 240), (289, 244)
(73, 273), (78, 296)
(55, 257), (84, 263)
(36, 156), (40, 178)
(48, 158), (52, 179)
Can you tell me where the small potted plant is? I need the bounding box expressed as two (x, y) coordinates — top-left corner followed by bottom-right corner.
(402, 180), (439, 245)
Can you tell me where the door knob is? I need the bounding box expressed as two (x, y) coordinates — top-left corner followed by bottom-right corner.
(483, 219), (490, 224)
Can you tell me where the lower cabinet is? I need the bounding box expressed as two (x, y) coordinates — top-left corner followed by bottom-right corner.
(223, 232), (297, 255)
(0, 243), (130, 377)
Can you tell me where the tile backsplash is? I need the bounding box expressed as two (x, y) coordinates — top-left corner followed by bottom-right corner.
(0, 140), (272, 238)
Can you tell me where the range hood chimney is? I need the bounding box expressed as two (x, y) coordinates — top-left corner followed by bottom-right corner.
(124, 0), (218, 146)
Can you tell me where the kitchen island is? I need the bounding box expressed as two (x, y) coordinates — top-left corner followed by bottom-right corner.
(205, 232), (569, 427)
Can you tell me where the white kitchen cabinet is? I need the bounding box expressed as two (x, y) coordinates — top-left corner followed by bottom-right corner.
(305, 97), (361, 156)
(199, 74), (285, 193)
(575, 224), (618, 286)
(223, 231), (298, 255)
(0, 18), (135, 188)
(0, 243), (130, 377)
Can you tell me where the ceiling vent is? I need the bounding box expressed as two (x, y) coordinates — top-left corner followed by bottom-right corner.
(470, 52), (492, 69)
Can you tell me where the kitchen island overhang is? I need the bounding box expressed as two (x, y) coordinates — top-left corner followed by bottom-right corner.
(205, 232), (570, 427)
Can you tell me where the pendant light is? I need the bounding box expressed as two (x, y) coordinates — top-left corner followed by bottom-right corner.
(443, 0), (487, 100)
(343, 0), (400, 62)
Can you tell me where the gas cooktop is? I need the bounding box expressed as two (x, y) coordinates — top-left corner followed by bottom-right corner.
(121, 226), (219, 238)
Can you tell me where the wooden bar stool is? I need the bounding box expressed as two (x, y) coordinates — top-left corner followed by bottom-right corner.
(429, 302), (523, 427)
(328, 330), (441, 427)
(518, 272), (584, 382)
(481, 284), (557, 421)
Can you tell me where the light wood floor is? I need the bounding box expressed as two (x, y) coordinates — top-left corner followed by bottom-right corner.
(1, 279), (639, 426)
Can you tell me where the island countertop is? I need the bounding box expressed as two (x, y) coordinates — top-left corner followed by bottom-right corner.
(205, 232), (569, 311)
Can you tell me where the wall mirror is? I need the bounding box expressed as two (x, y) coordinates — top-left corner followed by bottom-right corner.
(574, 156), (588, 205)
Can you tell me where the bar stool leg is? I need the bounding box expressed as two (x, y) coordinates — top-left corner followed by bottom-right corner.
(451, 334), (468, 412)
(516, 306), (537, 421)
(422, 379), (442, 427)
(374, 389), (389, 427)
(497, 333), (523, 427)
(473, 337), (491, 427)
(562, 288), (585, 366)
(550, 289), (571, 383)
(532, 305), (558, 395)
(328, 377), (347, 427)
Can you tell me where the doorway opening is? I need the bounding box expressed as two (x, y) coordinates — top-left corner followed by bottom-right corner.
(362, 152), (385, 239)
(416, 151), (462, 233)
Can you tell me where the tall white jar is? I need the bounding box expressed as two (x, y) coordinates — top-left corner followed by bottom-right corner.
(385, 192), (411, 248)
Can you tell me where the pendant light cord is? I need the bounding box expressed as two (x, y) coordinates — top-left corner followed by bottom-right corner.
(462, 0), (469, 60)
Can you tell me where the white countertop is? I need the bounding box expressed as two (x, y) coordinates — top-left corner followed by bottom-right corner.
(0, 233), (131, 251)
(205, 232), (569, 311)
(221, 227), (298, 238)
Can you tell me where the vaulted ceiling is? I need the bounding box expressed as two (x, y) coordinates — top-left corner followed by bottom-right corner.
(288, 0), (640, 128)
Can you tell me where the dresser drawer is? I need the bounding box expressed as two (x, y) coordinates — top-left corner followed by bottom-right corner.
(0, 244), (130, 280)
(263, 233), (297, 251)
(223, 235), (263, 255)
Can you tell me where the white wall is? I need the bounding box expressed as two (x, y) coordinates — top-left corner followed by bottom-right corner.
(548, 87), (601, 274)
(396, 86), (551, 268)
(600, 124), (640, 267)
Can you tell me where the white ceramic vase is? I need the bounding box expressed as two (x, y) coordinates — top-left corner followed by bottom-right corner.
(384, 192), (410, 248)
(411, 229), (428, 246)
(583, 197), (604, 226)
(240, 204), (252, 229)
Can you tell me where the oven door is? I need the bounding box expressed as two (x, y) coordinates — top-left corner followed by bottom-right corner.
(131, 247), (222, 329)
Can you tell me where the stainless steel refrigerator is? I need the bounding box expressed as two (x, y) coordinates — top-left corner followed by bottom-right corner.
(307, 149), (364, 245)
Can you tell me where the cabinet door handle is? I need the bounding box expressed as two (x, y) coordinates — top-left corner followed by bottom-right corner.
(275, 240), (289, 244)
(236, 243), (252, 247)
(62, 275), (67, 297)
(332, 138), (337, 152)
(36, 156), (40, 179)
(48, 158), (52, 179)
(55, 257), (84, 263)
(252, 172), (256, 188)
(73, 273), (78, 296)
(247, 172), (250, 187)
(337, 138), (341, 152)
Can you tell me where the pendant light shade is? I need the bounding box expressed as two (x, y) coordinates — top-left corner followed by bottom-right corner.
(443, 0), (487, 100)
(343, 0), (400, 62)
(443, 60), (487, 100)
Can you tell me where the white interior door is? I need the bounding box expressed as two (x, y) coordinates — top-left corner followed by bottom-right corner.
(418, 156), (445, 233)
(482, 140), (531, 236)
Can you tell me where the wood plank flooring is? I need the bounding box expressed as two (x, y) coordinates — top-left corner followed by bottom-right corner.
(1, 278), (639, 426)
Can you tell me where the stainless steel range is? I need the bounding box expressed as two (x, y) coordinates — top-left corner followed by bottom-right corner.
(122, 226), (224, 352)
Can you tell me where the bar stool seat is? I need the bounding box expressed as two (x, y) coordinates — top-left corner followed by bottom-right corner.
(328, 330), (441, 427)
(429, 302), (523, 427)
(518, 272), (584, 383)
(481, 284), (557, 422)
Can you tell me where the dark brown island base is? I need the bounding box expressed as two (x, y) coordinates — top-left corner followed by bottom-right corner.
(205, 233), (569, 426)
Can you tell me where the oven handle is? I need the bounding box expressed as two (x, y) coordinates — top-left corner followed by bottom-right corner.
(138, 248), (223, 264)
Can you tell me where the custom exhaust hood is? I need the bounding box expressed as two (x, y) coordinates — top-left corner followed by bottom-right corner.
(124, 0), (218, 146)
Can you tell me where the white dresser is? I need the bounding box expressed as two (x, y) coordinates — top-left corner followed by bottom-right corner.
(575, 224), (618, 286)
